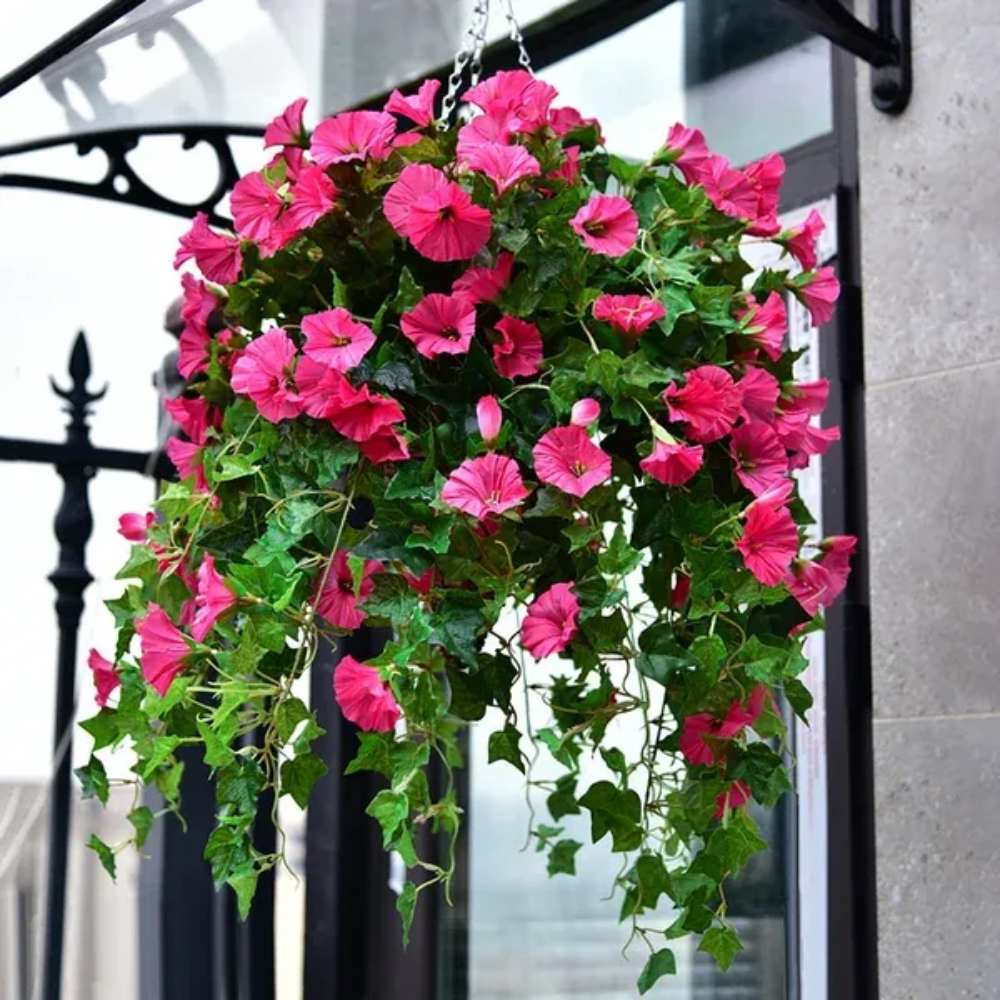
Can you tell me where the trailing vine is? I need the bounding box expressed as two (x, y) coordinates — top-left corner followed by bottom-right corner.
(78, 71), (854, 993)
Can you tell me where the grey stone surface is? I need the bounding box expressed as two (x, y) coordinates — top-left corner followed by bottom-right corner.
(874, 715), (1000, 1000)
(858, 2), (1000, 385)
(866, 362), (1000, 719)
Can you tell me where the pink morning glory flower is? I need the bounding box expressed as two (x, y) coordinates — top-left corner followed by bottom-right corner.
(639, 439), (704, 486)
(492, 315), (543, 379)
(384, 78), (440, 128)
(174, 212), (243, 285)
(301, 308), (376, 373)
(592, 293), (666, 337)
(191, 553), (237, 643)
(136, 602), (191, 696)
(314, 551), (382, 630)
(87, 649), (120, 708)
(477, 395), (503, 444)
(333, 655), (400, 732)
(118, 511), (154, 542)
(521, 582), (580, 659)
(570, 195), (639, 257)
(736, 501), (799, 586)
(532, 425), (611, 499)
(401, 293), (477, 359)
(663, 365), (743, 443)
(729, 421), (789, 497)
(230, 329), (302, 423)
(441, 453), (530, 520)
(264, 97), (308, 148)
(460, 142), (541, 193)
(452, 252), (514, 305)
(310, 111), (396, 166)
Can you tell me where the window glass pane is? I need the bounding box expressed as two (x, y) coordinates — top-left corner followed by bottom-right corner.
(465, 683), (791, 1000)
(543, 0), (832, 165)
(464, 5), (833, 998)
(0, 0), (572, 145)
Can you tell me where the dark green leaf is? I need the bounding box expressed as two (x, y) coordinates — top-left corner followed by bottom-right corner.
(637, 949), (677, 994)
(280, 752), (329, 809)
(87, 834), (116, 880)
(75, 755), (109, 805)
(487, 724), (524, 773)
(578, 780), (642, 852)
(397, 881), (418, 946)
(547, 839), (583, 877)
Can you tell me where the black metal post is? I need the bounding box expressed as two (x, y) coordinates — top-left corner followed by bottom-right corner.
(40, 332), (106, 1000)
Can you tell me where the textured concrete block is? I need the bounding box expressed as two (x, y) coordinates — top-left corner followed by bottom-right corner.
(874, 716), (1000, 999)
(858, 2), (1000, 384)
(866, 363), (1000, 719)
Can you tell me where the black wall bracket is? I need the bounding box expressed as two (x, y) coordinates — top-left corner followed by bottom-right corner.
(774, 0), (912, 114)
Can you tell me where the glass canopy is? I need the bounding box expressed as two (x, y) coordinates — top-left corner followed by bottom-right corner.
(0, 0), (572, 147)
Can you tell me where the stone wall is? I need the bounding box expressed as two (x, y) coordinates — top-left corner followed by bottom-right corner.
(856, 3), (1000, 996)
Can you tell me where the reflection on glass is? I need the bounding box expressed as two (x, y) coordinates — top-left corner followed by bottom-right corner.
(466, 685), (791, 1000)
(543, 0), (831, 166)
(0, 0), (573, 145)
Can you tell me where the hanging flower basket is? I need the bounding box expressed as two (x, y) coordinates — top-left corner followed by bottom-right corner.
(78, 66), (855, 994)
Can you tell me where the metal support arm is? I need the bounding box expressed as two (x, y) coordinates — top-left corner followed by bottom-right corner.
(774, 0), (911, 113)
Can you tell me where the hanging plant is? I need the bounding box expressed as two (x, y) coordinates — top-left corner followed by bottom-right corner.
(78, 69), (855, 993)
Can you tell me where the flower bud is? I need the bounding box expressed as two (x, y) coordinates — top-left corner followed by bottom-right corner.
(476, 395), (502, 444)
(570, 397), (600, 427)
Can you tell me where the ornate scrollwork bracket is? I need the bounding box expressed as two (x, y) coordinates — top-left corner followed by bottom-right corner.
(0, 124), (263, 225)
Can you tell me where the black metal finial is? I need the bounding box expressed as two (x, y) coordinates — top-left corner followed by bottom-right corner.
(50, 331), (108, 441)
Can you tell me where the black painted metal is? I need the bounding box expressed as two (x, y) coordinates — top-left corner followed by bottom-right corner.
(0, 0), (146, 100)
(0, 332), (178, 999)
(774, 0), (911, 112)
(0, 124), (261, 225)
(37, 333), (102, 1000)
(824, 38), (880, 1000)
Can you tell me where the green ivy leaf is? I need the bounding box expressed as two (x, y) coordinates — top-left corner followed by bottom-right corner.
(547, 839), (583, 877)
(345, 732), (394, 777)
(578, 780), (642, 852)
(128, 806), (154, 848)
(397, 881), (418, 946)
(366, 789), (410, 847)
(547, 774), (580, 821)
(598, 525), (643, 576)
(487, 724), (524, 773)
(637, 948), (677, 994)
(783, 677), (814, 721)
(75, 755), (109, 805)
(280, 752), (329, 809)
(698, 925), (744, 971)
(227, 867), (259, 920)
(331, 269), (351, 308)
(87, 834), (117, 880)
(394, 266), (424, 312)
(79, 710), (119, 752)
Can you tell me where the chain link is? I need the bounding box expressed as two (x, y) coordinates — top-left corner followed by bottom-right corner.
(440, 0), (491, 124)
(501, 0), (532, 71)
(439, 0), (533, 124)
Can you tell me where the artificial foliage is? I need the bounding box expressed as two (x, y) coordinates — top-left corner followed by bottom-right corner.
(79, 70), (855, 992)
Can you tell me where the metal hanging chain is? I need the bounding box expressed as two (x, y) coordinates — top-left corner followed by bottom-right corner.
(501, 0), (533, 71)
(441, 0), (491, 124)
(440, 0), (534, 123)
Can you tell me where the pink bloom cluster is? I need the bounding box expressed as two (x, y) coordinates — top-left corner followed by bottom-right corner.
(154, 67), (858, 748)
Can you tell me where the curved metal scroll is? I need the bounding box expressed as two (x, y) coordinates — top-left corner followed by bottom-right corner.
(0, 124), (263, 225)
